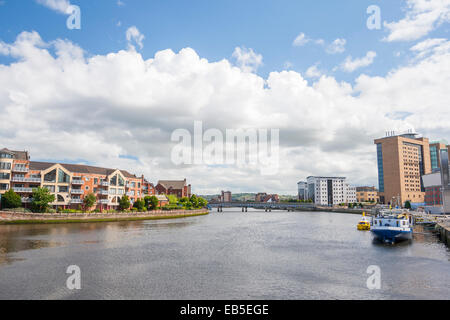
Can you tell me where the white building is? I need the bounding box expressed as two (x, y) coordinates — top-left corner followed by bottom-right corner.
(305, 176), (356, 206)
(343, 183), (357, 204)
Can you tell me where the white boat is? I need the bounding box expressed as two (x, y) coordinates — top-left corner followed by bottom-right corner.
(371, 209), (413, 243)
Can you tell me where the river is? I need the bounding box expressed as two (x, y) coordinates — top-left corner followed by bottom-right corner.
(0, 209), (449, 300)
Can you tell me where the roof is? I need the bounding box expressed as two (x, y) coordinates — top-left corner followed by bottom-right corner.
(0, 148), (29, 160)
(157, 179), (187, 190)
(29, 161), (138, 178)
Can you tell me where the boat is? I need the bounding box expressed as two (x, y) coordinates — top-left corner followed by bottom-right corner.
(357, 212), (371, 231)
(370, 209), (413, 243)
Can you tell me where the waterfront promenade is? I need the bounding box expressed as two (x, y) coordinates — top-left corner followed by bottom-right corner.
(0, 209), (209, 224)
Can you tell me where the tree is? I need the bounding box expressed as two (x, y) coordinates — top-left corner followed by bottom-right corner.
(83, 193), (96, 211)
(197, 197), (208, 208)
(1, 189), (22, 209)
(145, 196), (159, 211)
(167, 194), (178, 205)
(404, 200), (412, 209)
(119, 195), (131, 211)
(133, 198), (146, 211)
(189, 194), (199, 208)
(31, 187), (55, 213)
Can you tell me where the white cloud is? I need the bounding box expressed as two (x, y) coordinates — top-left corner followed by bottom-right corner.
(326, 38), (346, 54)
(126, 26), (145, 50)
(117, 0), (125, 6)
(384, 0), (450, 42)
(0, 31), (449, 194)
(232, 46), (263, 73)
(292, 33), (310, 47)
(340, 51), (377, 73)
(305, 64), (322, 78)
(36, 0), (71, 14)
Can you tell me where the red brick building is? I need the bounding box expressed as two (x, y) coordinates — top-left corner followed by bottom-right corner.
(155, 179), (191, 198)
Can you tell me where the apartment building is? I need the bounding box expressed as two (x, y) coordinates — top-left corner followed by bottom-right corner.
(220, 190), (232, 202)
(0, 148), (156, 210)
(356, 186), (379, 203)
(155, 179), (192, 198)
(297, 181), (308, 201)
(374, 132), (432, 205)
(305, 176), (356, 206)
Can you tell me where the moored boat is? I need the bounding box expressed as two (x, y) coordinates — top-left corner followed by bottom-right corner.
(370, 209), (413, 243)
(357, 212), (371, 231)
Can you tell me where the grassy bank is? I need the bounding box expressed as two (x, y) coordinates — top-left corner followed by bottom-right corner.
(0, 211), (210, 225)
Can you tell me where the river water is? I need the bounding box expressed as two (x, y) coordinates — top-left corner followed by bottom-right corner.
(0, 209), (449, 300)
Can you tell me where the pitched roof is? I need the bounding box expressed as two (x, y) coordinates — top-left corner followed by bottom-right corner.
(157, 179), (187, 190)
(29, 161), (138, 178)
(0, 148), (29, 160)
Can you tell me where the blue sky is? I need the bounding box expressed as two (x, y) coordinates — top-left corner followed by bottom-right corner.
(1, 0), (446, 81)
(0, 0), (449, 194)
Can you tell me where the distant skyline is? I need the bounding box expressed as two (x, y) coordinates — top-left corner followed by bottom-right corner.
(0, 0), (449, 194)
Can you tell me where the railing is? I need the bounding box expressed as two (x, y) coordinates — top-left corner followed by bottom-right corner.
(70, 199), (83, 204)
(101, 181), (109, 186)
(99, 199), (109, 204)
(12, 166), (29, 173)
(13, 187), (34, 193)
(98, 190), (109, 195)
(71, 189), (84, 194)
(21, 197), (33, 203)
(72, 179), (84, 185)
(126, 192), (134, 196)
(11, 177), (41, 183)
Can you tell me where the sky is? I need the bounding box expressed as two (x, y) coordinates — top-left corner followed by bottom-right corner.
(0, 0), (449, 195)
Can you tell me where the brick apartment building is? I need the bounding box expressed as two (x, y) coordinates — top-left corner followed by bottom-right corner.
(155, 179), (192, 198)
(0, 148), (160, 210)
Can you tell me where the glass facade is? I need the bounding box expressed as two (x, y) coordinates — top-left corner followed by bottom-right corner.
(430, 145), (439, 171)
(376, 144), (384, 192)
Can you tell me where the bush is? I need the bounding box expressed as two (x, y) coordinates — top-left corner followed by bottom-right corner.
(133, 198), (146, 211)
(1, 189), (22, 209)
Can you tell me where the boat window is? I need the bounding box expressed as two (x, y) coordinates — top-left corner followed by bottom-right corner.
(396, 221), (399, 227)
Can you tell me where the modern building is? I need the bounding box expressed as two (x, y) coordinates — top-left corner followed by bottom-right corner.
(305, 176), (356, 206)
(429, 140), (449, 172)
(422, 172), (442, 206)
(297, 181), (308, 200)
(220, 190), (232, 202)
(155, 179), (192, 198)
(0, 147), (158, 210)
(356, 186), (379, 203)
(374, 131), (432, 206)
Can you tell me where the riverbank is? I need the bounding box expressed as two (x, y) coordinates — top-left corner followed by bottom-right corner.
(0, 209), (209, 225)
(436, 222), (450, 247)
(293, 206), (371, 215)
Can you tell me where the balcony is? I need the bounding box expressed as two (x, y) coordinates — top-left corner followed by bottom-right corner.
(126, 192), (134, 197)
(70, 199), (83, 204)
(101, 181), (109, 187)
(21, 197), (33, 203)
(12, 166), (29, 173)
(71, 189), (84, 195)
(72, 179), (84, 185)
(98, 190), (109, 195)
(13, 187), (34, 193)
(11, 177), (41, 183)
(99, 199), (109, 204)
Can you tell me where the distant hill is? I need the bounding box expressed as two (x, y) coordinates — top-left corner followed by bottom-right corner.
(198, 193), (298, 202)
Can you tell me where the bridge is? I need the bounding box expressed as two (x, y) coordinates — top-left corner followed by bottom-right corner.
(207, 202), (315, 212)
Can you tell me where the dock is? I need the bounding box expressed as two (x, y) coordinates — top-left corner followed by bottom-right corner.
(435, 222), (450, 247)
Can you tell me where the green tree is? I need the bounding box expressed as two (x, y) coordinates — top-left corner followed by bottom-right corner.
(197, 197), (208, 208)
(404, 200), (412, 209)
(144, 196), (159, 211)
(31, 187), (55, 213)
(119, 195), (131, 211)
(189, 194), (199, 208)
(1, 189), (22, 209)
(83, 193), (96, 211)
(133, 198), (146, 211)
(167, 194), (178, 205)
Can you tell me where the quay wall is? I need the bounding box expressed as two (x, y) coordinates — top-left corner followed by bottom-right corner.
(0, 209), (209, 225)
(436, 222), (450, 247)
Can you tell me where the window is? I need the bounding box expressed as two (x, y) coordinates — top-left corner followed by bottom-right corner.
(0, 153), (13, 159)
(44, 169), (57, 182)
(58, 186), (68, 193)
(0, 162), (11, 170)
(110, 175), (117, 186)
(0, 172), (10, 180)
(85, 186), (90, 191)
(94, 178), (98, 185)
(44, 185), (55, 192)
(58, 169), (70, 183)
(118, 175), (125, 187)
(0, 183), (9, 190)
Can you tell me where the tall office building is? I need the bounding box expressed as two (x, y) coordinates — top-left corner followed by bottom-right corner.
(429, 140), (449, 172)
(374, 132), (432, 205)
